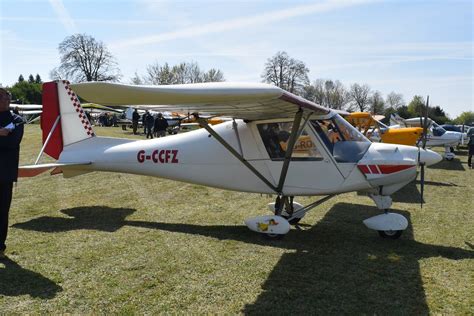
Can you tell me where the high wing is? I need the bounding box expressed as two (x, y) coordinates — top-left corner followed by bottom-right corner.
(82, 103), (123, 113)
(70, 82), (329, 120)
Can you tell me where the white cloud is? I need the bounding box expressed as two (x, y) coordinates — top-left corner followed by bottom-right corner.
(48, 0), (77, 33)
(110, 0), (378, 49)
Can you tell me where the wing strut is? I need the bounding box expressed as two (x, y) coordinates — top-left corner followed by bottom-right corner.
(197, 117), (278, 193)
(276, 109), (305, 193)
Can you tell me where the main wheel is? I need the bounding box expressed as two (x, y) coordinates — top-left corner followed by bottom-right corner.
(378, 230), (403, 239)
(264, 233), (285, 240)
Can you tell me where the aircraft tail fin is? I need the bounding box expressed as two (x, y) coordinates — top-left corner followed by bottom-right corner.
(41, 81), (95, 160)
(389, 113), (405, 127)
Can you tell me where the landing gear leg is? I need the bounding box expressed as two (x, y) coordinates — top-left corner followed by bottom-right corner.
(272, 195), (304, 225)
(365, 194), (407, 239)
(444, 146), (455, 160)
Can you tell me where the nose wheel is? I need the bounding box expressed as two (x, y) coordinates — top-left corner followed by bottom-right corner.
(378, 229), (403, 239)
(366, 195), (408, 239)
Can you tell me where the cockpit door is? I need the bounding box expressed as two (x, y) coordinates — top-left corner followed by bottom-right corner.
(253, 120), (345, 195)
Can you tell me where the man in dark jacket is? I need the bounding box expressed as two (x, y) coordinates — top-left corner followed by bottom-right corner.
(132, 108), (140, 135)
(0, 87), (24, 259)
(154, 113), (169, 138)
(467, 127), (474, 169)
(145, 111), (155, 139)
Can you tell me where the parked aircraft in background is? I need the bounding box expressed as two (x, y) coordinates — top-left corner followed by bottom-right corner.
(390, 114), (462, 160)
(19, 81), (442, 239)
(344, 112), (423, 146)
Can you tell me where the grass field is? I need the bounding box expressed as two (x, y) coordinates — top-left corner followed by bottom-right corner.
(1, 125), (473, 314)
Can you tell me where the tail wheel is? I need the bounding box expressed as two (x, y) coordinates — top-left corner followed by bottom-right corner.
(378, 230), (403, 239)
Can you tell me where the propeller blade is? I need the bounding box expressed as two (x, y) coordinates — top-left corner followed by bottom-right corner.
(420, 163), (425, 208)
(422, 96), (430, 149)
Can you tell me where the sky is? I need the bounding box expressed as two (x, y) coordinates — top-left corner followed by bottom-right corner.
(0, 0), (472, 117)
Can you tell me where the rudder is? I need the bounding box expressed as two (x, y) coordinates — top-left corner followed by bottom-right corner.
(41, 80), (95, 159)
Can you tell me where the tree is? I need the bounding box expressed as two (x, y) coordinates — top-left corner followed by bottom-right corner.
(35, 74), (42, 84)
(130, 72), (144, 85)
(407, 95), (425, 117)
(28, 74), (35, 83)
(144, 61), (225, 85)
(203, 69), (225, 82)
(261, 51), (309, 95)
(369, 91), (385, 114)
(9, 80), (42, 104)
(385, 92), (404, 109)
(303, 79), (325, 105)
(429, 105), (449, 124)
(396, 105), (411, 119)
(51, 33), (121, 82)
(325, 80), (350, 110)
(18, 74), (24, 82)
(349, 83), (371, 112)
(454, 111), (474, 125)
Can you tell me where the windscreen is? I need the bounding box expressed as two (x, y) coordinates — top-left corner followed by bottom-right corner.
(310, 115), (370, 163)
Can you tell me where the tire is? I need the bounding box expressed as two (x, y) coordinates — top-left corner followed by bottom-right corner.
(378, 230), (403, 239)
(264, 233), (285, 240)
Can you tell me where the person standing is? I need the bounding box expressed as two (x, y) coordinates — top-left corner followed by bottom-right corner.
(145, 111), (155, 139)
(0, 87), (24, 259)
(154, 113), (169, 138)
(132, 108), (140, 135)
(142, 111), (147, 135)
(467, 127), (474, 169)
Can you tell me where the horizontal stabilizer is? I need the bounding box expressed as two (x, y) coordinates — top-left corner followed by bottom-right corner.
(19, 162), (91, 178)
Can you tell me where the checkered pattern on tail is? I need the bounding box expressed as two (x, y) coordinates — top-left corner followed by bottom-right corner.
(62, 80), (95, 137)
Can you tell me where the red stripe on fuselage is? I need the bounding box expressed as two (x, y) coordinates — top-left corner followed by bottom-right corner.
(368, 165), (379, 174)
(378, 165), (415, 174)
(358, 164), (415, 175)
(358, 165), (370, 174)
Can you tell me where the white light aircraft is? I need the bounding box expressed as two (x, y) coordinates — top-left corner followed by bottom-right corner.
(390, 114), (462, 160)
(20, 81), (442, 239)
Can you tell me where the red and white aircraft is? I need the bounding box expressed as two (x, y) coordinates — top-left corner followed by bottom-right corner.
(20, 80), (442, 239)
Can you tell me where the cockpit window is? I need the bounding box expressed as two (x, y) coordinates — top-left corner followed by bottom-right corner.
(432, 126), (446, 136)
(310, 115), (370, 163)
(257, 122), (323, 160)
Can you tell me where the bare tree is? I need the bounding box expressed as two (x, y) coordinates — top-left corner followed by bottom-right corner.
(144, 61), (225, 85)
(370, 91), (385, 114)
(303, 79), (325, 105)
(385, 92), (405, 109)
(203, 69), (225, 82)
(349, 83), (371, 112)
(305, 79), (350, 109)
(52, 33), (121, 82)
(324, 80), (350, 110)
(261, 51), (309, 95)
(130, 72), (144, 85)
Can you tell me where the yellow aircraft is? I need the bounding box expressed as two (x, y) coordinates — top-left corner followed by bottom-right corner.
(345, 112), (423, 146)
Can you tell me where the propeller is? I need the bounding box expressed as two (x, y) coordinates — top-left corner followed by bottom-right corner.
(418, 96), (430, 208)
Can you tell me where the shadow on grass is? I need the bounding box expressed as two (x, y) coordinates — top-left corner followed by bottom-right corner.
(414, 179), (460, 187)
(13, 204), (473, 313)
(430, 158), (465, 171)
(391, 181), (423, 204)
(0, 257), (62, 298)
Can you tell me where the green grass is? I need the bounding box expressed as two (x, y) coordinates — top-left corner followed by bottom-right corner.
(1, 125), (473, 314)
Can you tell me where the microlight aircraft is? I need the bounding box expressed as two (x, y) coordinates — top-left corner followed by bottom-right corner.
(19, 81), (442, 239)
(390, 114), (462, 160)
(345, 112), (423, 146)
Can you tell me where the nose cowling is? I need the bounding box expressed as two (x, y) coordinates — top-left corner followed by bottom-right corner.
(419, 148), (442, 166)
